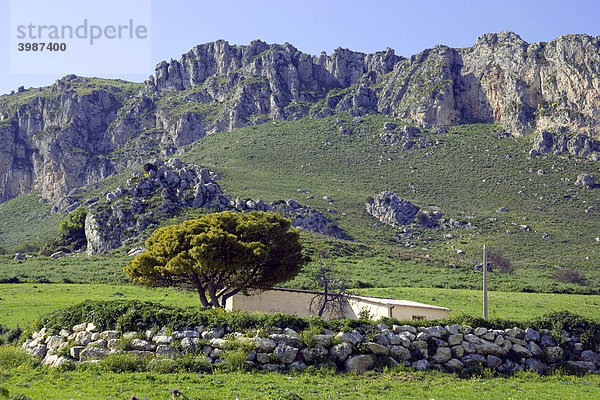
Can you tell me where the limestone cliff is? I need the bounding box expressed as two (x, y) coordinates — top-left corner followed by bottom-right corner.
(2, 32), (600, 205)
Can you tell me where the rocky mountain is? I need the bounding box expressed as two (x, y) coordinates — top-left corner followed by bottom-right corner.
(1, 32), (600, 205)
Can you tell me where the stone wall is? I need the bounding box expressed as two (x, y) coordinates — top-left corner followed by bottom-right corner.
(22, 321), (600, 374)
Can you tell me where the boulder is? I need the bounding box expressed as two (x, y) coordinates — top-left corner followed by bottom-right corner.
(155, 345), (179, 359)
(254, 337), (276, 352)
(331, 342), (353, 362)
(567, 361), (596, 372)
(269, 334), (302, 348)
(433, 347), (452, 364)
(366, 342), (389, 356)
(335, 331), (363, 344)
(345, 355), (375, 374)
(300, 344), (328, 363)
(526, 358), (548, 374)
(79, 346), (109, 361)
(390, 345), (411, 361)
(486, 355), (503, 369)
(312, 334), (333, 346)
(412, 359), (431, 371)
(524, 328), (540, 342)
(444, 358), (464, 372)
(575, 174), (596, 188)
(274, 344), (299, 364)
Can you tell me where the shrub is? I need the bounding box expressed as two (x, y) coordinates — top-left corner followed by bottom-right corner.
(0, 325), (23, 345)
(553, 268), (587, 285)
(487, 248), (513, 273)
(173, 354), (212, 373)
(147, 358), (177, 373)
(300, 325), (324, 348)
(221, 348), (249, 371)
(0, 346), (39, 370)
(98, 353), (149, 373)
(532, 311), (600, 349)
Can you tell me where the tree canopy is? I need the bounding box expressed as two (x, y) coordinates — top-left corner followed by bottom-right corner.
(124, 211), (307, 307)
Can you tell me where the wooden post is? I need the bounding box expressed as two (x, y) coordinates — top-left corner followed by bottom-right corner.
(483, 244), (488, 319)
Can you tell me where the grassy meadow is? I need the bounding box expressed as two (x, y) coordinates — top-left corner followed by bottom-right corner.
(1, 367), (600, 400)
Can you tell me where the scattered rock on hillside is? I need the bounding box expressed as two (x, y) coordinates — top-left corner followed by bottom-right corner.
(575, 174), (596, 189)
(235, 198), (350, 240)
(366, 191), (443, 228)
(379, 125), (431, 149)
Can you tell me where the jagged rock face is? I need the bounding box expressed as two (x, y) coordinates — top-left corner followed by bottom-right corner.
(85, 158), (229, 255)
(366, 191), (448, 229)
(146, 33), (600, 136)
(3, 33), (600, 205)
(531, 130), (600, 161)
(0, 78), (120, 202)
(457, 32), (600, 136)
(85, 159), (347, 254)
(235, 198), (350, 240)
(366, 191), (420, 226)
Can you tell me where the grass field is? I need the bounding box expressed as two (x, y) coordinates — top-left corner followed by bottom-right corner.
(1, 366), (600, 399)
(0, 283), (199, 328)
(2, 283), (599, 329)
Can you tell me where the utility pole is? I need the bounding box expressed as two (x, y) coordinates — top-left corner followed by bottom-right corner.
(483, 244), (488, 319)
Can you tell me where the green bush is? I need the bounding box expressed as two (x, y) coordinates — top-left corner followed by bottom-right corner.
(0, 325), (23, 345)
(147, 358), (177, 373)
(553, 268), (587, 286)
(221, 348), (249, 371)
(0, 346), (39, 370)
(98, 353), (149, 373)
(173, 354), (212, 373)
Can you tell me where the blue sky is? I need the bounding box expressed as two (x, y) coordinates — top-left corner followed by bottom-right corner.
(1, 0), (599, 95)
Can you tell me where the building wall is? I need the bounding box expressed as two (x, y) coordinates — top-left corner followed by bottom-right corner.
(225, 290), (450, 321)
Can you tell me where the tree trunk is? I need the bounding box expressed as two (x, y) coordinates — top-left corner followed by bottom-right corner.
(191, 274), (210, 307)
(207, 284), (221, 308)
(318, 281), (329, 317)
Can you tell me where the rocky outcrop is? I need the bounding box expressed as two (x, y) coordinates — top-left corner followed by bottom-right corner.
(575, 174), (596, 188)
(3, 33), (600, 205)
(530, 130), (600, 161)
(366, 191), (420, 226)
(84, 159), (347, 254)
(24, 321), (600, 375)
(0, 76), (122, 203)
(366, 191), (446, 228)
(84, 158), (229, 254)
(147, 33), (600, 137)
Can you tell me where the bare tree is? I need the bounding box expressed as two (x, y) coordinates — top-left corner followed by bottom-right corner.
(487, 247), (513, 273)
(309, 263), (349, 319)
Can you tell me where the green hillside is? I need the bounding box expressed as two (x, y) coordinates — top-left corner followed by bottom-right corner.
(1, 115), (600, 294)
